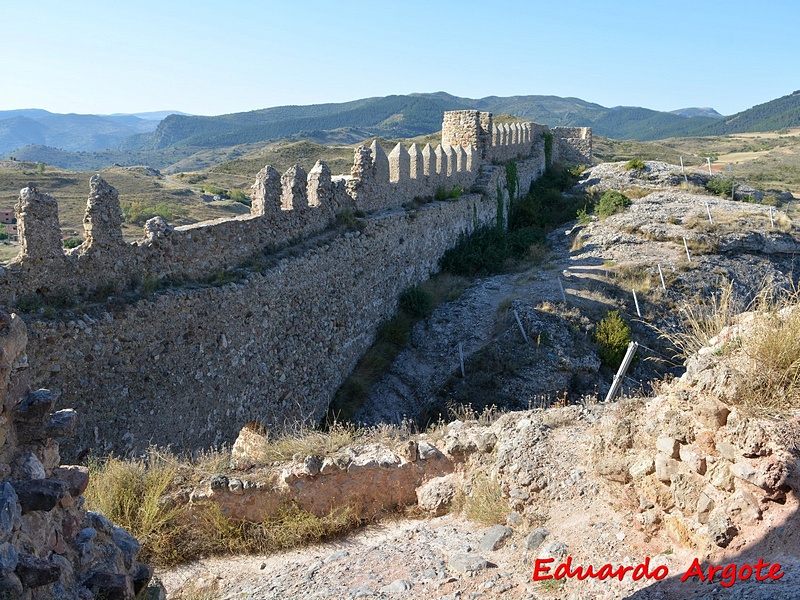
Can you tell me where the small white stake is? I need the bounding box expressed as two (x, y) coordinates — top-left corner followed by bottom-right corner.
(557, 277), (567, 304)
(513, 309), (529, 343)
(705, 202), (713, 225)
(706, 157), (712, 176)
(680, 156), (685, 173)
(683, 237), (692, 262)
(458, 343), (465, 378)
(605, 341), (639, 403)
(770, 207), (775, 228)
(632, 289), (641, 318)
(658, 264), (666, 291)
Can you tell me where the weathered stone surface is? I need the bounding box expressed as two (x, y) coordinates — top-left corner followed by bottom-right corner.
(9, 479), (67, 513)
(416, 474), (458, 515)
(380, 578), (413, 594)
(678, 444), (707, 475)
(538, 540), (568, 561)
(656, 436), (680, 458)
(479, 525), (513, 551)
(44, 409), (78, 439)
(0, 483), (21, 538)
(696, 492), (714, 524)
(654, 453), (685, 483)
(52, 465), (90, 498)
(524, 528), (549, 551)
(447, 553), (489, 574)
(15, 554), (60, 588)
(629, 456), (655, 479)
(707, 511), (737, 548)
(84, 571), (134, 599)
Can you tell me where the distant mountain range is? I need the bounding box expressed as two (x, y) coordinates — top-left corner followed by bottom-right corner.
(3, 91), (799, 171)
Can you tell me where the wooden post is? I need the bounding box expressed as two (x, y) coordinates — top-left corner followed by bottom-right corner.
(680, 156), (685, 173)
(458, 343), (465, 378)
(658, 264), (667, 291)
(632, 289), (641, 318)
(604, 341), (639, 403)
(770, 206), (775, 228)
(705, 202), (714, 225)
(513, 309), (529, 343)
(683, 237), (692, 262)
(706, 157), (712, 176)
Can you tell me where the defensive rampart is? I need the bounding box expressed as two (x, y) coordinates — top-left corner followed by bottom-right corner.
(5, 111), (591, 458)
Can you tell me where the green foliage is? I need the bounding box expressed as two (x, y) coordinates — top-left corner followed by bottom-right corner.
(596, 190), (631, 218)
(594, 311), (632, 368)
(400, 286), (434, 318)
(543, 132), (554, 166)
(202, 184), (230, 198)
(705, 177), (734, 198)
(36, 162), (45, 174)
(122, 202), (186, 225)
(505, 160), (517, 199)
(229, 189), (250, 206)
(334, 210), (365, 232)
(576, 206), (591, 225)
(435, 185), (463, 201)
(62, 236), (83, 249)
(440, 225), (544, 276)
(625, 158), (646, 171)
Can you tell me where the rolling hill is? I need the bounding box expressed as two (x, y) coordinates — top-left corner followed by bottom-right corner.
(3, 90), (799, 172)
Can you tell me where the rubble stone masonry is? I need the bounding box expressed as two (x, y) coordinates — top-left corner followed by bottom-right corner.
(3, 112), (591, 458)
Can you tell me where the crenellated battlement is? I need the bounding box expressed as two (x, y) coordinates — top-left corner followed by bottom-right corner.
(7, 111), (591, 456)
(1, 112), (591, 309)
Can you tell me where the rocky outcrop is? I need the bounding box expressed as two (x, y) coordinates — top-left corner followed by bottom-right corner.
(0, 311), (151, 599)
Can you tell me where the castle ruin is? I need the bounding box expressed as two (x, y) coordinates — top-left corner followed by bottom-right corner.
(2, 111), (591, 458)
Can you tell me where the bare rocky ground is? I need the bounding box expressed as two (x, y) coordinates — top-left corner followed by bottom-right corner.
(159, 162), (800, 599)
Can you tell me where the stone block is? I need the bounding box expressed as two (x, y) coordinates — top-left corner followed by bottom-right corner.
(707, 511), (737, 548)
(654, 453), (685, 483)
(448, 553), (488, 574)
(656, 436), (680, 458)
(84, 571), (134, 599)
(52, 465), (90, 498)
(524, 528), (549, 551)
(479, 525), (513, 552)
(696, 492), (714, 524)
(9, 479), (67, 514)
(14, 554), (60, 588)
(679, 444), (707, 475)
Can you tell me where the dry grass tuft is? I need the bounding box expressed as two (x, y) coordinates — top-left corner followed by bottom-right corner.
(662, 279), (741, 360)
(458, 471), (508, 526)
(735, 287), (800, 417)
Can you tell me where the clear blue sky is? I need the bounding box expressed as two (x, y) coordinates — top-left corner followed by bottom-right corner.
(2, 0), (797, 117)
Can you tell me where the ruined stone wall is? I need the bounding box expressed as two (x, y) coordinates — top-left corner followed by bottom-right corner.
(4, 111), (589, 458)
(21, 151), (547, 459)
(552, 126), (592, 165)
(0, 313), (151, 599)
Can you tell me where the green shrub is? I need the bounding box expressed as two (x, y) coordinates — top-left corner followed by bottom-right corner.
(625, 158), (646, 171)
(63, 236), (84, 249)
(435, 185), (463, 201)
(705, 177), (734, 198)
(594, 311), (631, 368)
(400, 286), (433, 318)
(122, 202), (185, 225)
(596, 190), (630, 218)
(576, 206), (591, 225)
(543, 132), (554, 166)
(229, 189), (251, 206)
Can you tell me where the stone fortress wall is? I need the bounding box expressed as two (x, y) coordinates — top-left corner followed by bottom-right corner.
(4, 111), (591, 458)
